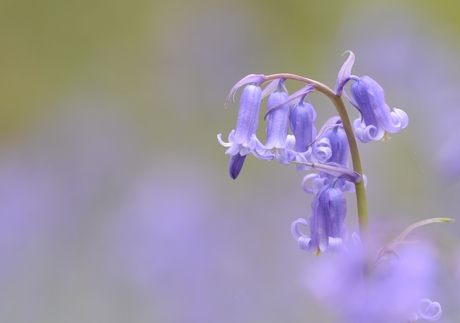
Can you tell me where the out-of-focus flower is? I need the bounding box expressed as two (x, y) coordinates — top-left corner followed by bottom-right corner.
(305, 231), (442, 322)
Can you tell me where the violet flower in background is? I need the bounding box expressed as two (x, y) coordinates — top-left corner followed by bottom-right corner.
(306, 235), (442, 323)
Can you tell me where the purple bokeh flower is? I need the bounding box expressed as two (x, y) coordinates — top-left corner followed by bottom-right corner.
(305, 233), (442, 322)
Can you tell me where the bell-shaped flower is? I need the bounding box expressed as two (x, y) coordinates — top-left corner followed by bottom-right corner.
(263, 88), (290, 151)
(289, 100), (317, 165)
(334, 51), (409, 143)
(218, 83), (272, 179)
(291, 184), (348, 255)
(269, 84), (316, 169)
(350, 76), (409, 143)
(289, 90), (317, 153)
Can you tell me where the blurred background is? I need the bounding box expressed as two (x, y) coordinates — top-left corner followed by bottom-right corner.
(1, 0), (460, 322)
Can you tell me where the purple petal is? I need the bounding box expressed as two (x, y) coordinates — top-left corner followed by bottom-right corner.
(228, 153), (247, 179)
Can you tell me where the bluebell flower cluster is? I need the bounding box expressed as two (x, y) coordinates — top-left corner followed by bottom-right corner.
(218, 52), (407, 255)
(218, 52), (448, 322)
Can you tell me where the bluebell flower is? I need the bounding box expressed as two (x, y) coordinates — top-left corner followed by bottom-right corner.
(291, 184), (348, 255)
(270, 84), (317, 170)
(350, 76), (409, 143)
(218, 77), (273, 178)
(263, 82), (290, 151)
(335, 51), (409, 143)
(288, 85), (317, 153)
(301, 117), (364, 194)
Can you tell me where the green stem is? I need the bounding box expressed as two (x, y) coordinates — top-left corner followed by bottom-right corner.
(263, 73), (369, 241)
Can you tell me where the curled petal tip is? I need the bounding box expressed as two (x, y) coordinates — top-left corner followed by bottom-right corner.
(415, 299), (442, 321)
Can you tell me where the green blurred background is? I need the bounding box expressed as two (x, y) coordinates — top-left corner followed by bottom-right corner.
(1, 0), (459, 322)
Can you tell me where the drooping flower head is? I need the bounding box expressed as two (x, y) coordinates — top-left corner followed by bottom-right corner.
(335, 51), (409, 143)
(263, 79), (290, 150)
(289, 85), (317, 153)
(350, 76), (409, 143)
(218, 75), (272, 178)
